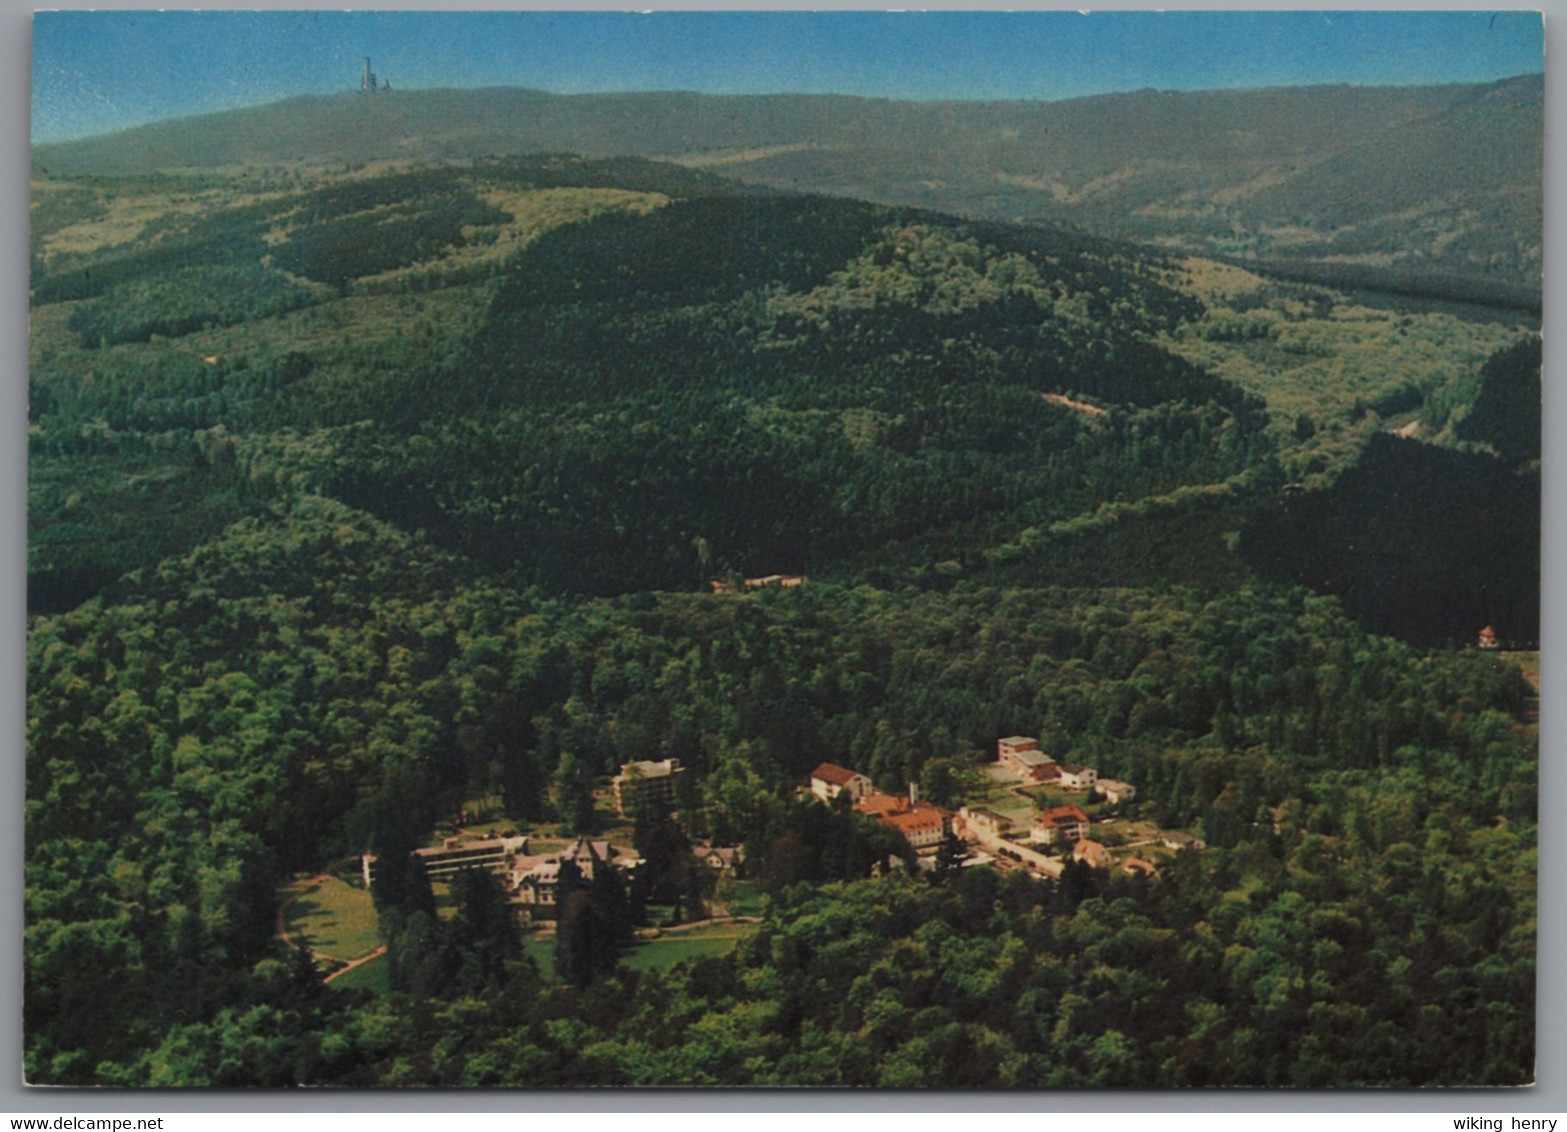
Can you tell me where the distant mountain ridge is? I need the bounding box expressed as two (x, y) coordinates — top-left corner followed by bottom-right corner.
(33, 76), (1543, 294)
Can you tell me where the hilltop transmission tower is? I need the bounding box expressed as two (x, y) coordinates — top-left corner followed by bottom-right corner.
(361, 57), (391, 94)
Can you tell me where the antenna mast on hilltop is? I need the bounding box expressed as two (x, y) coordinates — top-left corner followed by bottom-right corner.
(361, 57), (390, 94)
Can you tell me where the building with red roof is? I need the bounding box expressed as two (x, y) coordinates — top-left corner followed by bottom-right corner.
(1037, 804), (1091, 844)
(855, 791), (908, 817)
(1073, 838), (1111, 868)
(886, 808), (947, 849)
(809, 762), (874, 804)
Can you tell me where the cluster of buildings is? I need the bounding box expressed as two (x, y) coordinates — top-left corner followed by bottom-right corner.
(366, 731), (1193, 920)
(998, 735), (1113, 795)
(364, 826), (740, 923)
(954, 801), (1168, 881)
(802, 736), (1190, 882)
(979, 735), (1153, 876)
(709, 574), (807, 595)
(362, 834), (632, 919)
(808, 762), (955, 849)
(996, 735), (1136, 805)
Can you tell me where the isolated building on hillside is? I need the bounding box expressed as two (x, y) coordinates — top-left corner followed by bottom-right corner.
(809, 762), (874, 804)
(745, 574), (806, 589)
(1479, 624), (1501, 649)
(612, 758), (685, 816)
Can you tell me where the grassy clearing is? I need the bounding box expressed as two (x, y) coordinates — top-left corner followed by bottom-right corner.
(284, 876), (381, 961)
(1162, 297), (1525, 480)
(620, 931), (753, 972)
(522, 934), (555, 980)
(522, 921), (760, 982)
(716, 880), (765, 918)
(456, 820), (524, 837)
(1172, 257), (1275, 304)
(354, 186), (670, 290)
(328, 951), (391, 995)
(34, 186), (213, 260)
(1023, 784), (1096, 812)
(968, 774), (1025, 809)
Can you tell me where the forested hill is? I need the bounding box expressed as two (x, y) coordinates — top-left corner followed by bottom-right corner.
(27, 153), (1541, 1086)
(30, 154), (1540, 637)
(32, 75), (1543, 294)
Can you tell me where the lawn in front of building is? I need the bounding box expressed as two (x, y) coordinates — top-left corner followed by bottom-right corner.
(284, 875), (382, 962)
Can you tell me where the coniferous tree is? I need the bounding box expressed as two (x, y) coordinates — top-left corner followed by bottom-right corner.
(449, 866), (522, 995)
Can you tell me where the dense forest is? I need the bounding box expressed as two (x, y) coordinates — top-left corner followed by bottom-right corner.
(32, 74), (1544, 296)
(26, 149), (1540, 1087)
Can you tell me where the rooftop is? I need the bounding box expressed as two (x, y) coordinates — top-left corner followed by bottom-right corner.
(856, 792), (908, 816)
(617, 759), (680, 780)
(810, 762), (865, 786)
(1040, 804), (1089, 825)
(887, 810), (944, 833)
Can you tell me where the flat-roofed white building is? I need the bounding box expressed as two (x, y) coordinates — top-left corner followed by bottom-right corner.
(612, 758), (685, 815)
(998, 736), (1055, 779)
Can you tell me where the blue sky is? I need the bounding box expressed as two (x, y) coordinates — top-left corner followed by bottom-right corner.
(32, 10), (1546, 145)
